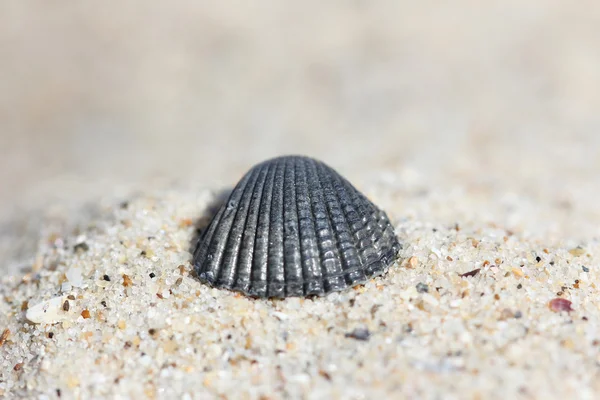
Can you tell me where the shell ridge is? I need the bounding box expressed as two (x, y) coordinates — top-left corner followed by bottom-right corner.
(337, 177), (399, 276)
(216, 166), (263, 287)
(332, 178), (368, 268)
(193, 202), (225, 269)
(266, 158), (287, 297)
(309, 159), (344, 292)
(296, 158), (323, 295)
(355, 187), (386, 248)
(194, 186), (239, 281)
(339, 179), (369, 240)
(361, 202), (388, 272)
(343, 179), (378, 266)
(318, 163), (366, 287)
(194, 182), (243, 265)
(292, 159), (305, 294)
(233, 163), (270, 293)
(203, 172), (254, 284)
(305, 159), (329, 291)
(281, 158), (303, 296)
(249, 161), (277, 297)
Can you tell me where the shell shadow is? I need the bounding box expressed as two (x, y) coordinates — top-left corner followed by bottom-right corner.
(188, 188), (232, 256)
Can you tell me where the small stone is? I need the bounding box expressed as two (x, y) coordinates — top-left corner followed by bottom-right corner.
(406, 256), (419, 269)
(512, 268), (524, 277)
(81, 310), (91, 319)
(416, 282), (429, 293)
(14, 363), (23, 371)
(26, 296), (68, 324)
(62, 301), (70, 312)
(0, 328), (9, 346)
(460, 268), (480, 278)
(319, 370), (332, 381)
(122, 274), (133, 287)
(65, 267), (83, 287)
(345, 327), (370, 341)
(73, 242), (89, 253)
(549, 298), (573, 313)
(141, 249), (155, 258)
(103, 275), (111, 282)
(569, 247), (586, 257)
(499, 308), (515, 320)
(163, 340), (178, 353)
(149, 273), (156, 278)
(179, 218), (194, 228)
(582, 266), (590, 272)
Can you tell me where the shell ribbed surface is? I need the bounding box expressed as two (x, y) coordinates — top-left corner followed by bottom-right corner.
(193, 156), (401, 298)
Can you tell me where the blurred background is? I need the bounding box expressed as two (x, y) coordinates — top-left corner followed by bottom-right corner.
(1, 1), (599, 267)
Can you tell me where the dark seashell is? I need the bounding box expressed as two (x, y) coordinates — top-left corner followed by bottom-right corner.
(193, 155), (400, 298)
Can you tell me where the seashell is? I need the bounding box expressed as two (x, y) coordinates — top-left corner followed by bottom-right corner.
(26, 295), (68, 324)
(193, 155), (401, 298)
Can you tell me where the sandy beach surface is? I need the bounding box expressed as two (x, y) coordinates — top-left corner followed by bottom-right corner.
(1, 2), (600, 399)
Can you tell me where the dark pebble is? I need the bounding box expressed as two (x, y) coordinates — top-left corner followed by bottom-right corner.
(416, 282), (429, 293)
(149, 273), (156, 278)
(460, 268), (480, 278)
(101, 300), (107, 307)
(73, 242), (89, 253)
(514, 310), (523, 318)
(103, 275), (111, 281)
(583, 266), (590, 272)
(370, 304), (382, 317)
(62, 301), (69, 312)
(345, 327), (370, 341)
(517, 284), (523, 289)
(536, 256), (542, 263)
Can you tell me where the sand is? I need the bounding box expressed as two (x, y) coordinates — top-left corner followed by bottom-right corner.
(2, 2), (600, 399)
(1, 174), (599, 399)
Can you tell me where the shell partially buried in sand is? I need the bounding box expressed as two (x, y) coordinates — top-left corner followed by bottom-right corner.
(192, 155), (401, 298)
